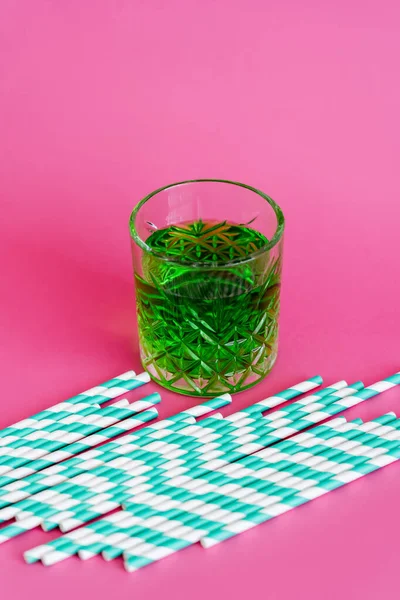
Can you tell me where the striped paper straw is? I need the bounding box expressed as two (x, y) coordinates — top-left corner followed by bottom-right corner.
(0, 395), (232, 508)
(23, 371), (400, 566)
(241, 376), (323, 414)
(0, 398), (128, 460)
(200, 421), (400, 548)
(0, 413), (198, 513)
(0, 371), (150, 440)
(111, 418), (386, 562)
(0, 394), (230, 489)
(0, 408), (159, 544)
(0, 403), (111, 447)
(32, 385), (364, 534)
(0, 394), (162, 451)
(1, 386), (159, 436)
(96, 415), (395, 564)
(7, 376), (321, 480)
(0, 377), (319, 508)
(0, 396), (161, 475)
(0, 516), (43, 545)
(15, 384), (360, 530)
(26, 414), (388, 565)
(0, 395), (161, 462)
(121, 415), (400, 571)
(0, 394), (160, 460)
(39, 384), (361, 528)
(0, 406), (159, 517)
(29, 393), (363, 538)
(0, 404), (240, 541)
(0, 396), (232, 516)
(22, 417), (349, 563)
(21, 382), (346, 512)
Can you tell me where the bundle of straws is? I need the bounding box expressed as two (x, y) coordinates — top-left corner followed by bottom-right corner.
(0, 369), (399, 572)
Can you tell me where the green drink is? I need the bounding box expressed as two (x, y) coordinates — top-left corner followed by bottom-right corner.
(134, 219), (281, 396)
(130, 179), (285, 396)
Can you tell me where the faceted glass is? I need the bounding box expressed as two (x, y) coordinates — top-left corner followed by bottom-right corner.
(130, 179), (285, 396)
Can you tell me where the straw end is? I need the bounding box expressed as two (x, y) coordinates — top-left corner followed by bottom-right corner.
(134, 372), (151, 383)
(350, 381), (364, 391)
(217, 393), (233, 404)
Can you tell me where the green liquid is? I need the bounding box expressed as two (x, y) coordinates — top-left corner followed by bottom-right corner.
(135, 220), (281, 396)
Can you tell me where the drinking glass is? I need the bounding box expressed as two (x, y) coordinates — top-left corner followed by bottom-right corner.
(130, 179), (285, 396)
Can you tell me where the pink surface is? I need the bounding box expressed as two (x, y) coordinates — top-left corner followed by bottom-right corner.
(1, 1), (400, 598)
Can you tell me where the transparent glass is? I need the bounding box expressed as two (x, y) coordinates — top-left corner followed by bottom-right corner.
(130, 179), (285, 397)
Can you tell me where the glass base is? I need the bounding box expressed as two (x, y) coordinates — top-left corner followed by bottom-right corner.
(141, 349), (278, 397)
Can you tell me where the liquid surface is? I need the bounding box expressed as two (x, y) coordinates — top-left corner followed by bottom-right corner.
(135, 220), (281, 395)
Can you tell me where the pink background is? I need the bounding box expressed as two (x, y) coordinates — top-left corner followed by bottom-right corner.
(1, 1), (400, 598)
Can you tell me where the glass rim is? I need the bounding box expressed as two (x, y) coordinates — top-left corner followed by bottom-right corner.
(129, 179), (285, 267)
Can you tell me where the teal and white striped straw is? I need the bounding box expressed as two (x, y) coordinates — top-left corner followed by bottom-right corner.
(10, 382), (346, 516)
(113, 418), (385, 563)
(22, 412), (394, 560)
(13, 384), (360, 531)
(42, 384), (363, 530)
(0, 395), (233, 522)
(21, 392), (366, 540)
(0, 394), (162, 450)
(27, 417), (354, 563)
(19, 371), (400, 569)
(241, 376), (323, 414)
(0, 395), (160, 458)
(0, 377), (319, 507)
(115, 371), (400, 565)
(53, 408), (400, 568)
(0, 395), (161, 475)
(22, 416), (351, 563)
(0, 405), (160, 499)
(0, 399), (131, 459)
(200, 417), (400, 548)
(0, 394), (234, 509)
(0, 407), (158, 545)
(122, 414), (400, 571)
(0, 371), (150, 441)
(0, 402), (114, 447)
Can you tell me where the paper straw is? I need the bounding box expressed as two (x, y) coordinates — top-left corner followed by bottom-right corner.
(0, 400), (234, 543)
(15, 384), (360, 530)
(0, 406), (159, 517)
(0, 395), (232, 514)
(0, 394), (230, 490)
(91, 414), (396, 565)
(46, 384), (361, 527)
(0, 408), (158, 545)
(22, 386), (360, 530)
(31, 385), (362, 534)
(0, 396), (161, 475)
(10, 375), (322, 480)
(27, 419), (382, 559)
(0, 395), (161, 463)
(0, 403), (110, 447)
(22, 371), (400, 566)
(0, 374), (318, 478)
(121, 415), (400, 571)
(0, 516), (43, 544)
(241, 376), (323, 414)
(0, 377), (318, 508)
(0, 371), (150, 441)
(22, 417), (349, 563)
(200, 424), (400, 548)
(0, 395), (233, 509)
(24, 382), (346, 507)
(0, 394), (162, 452)
(110, 418), (383, 562)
